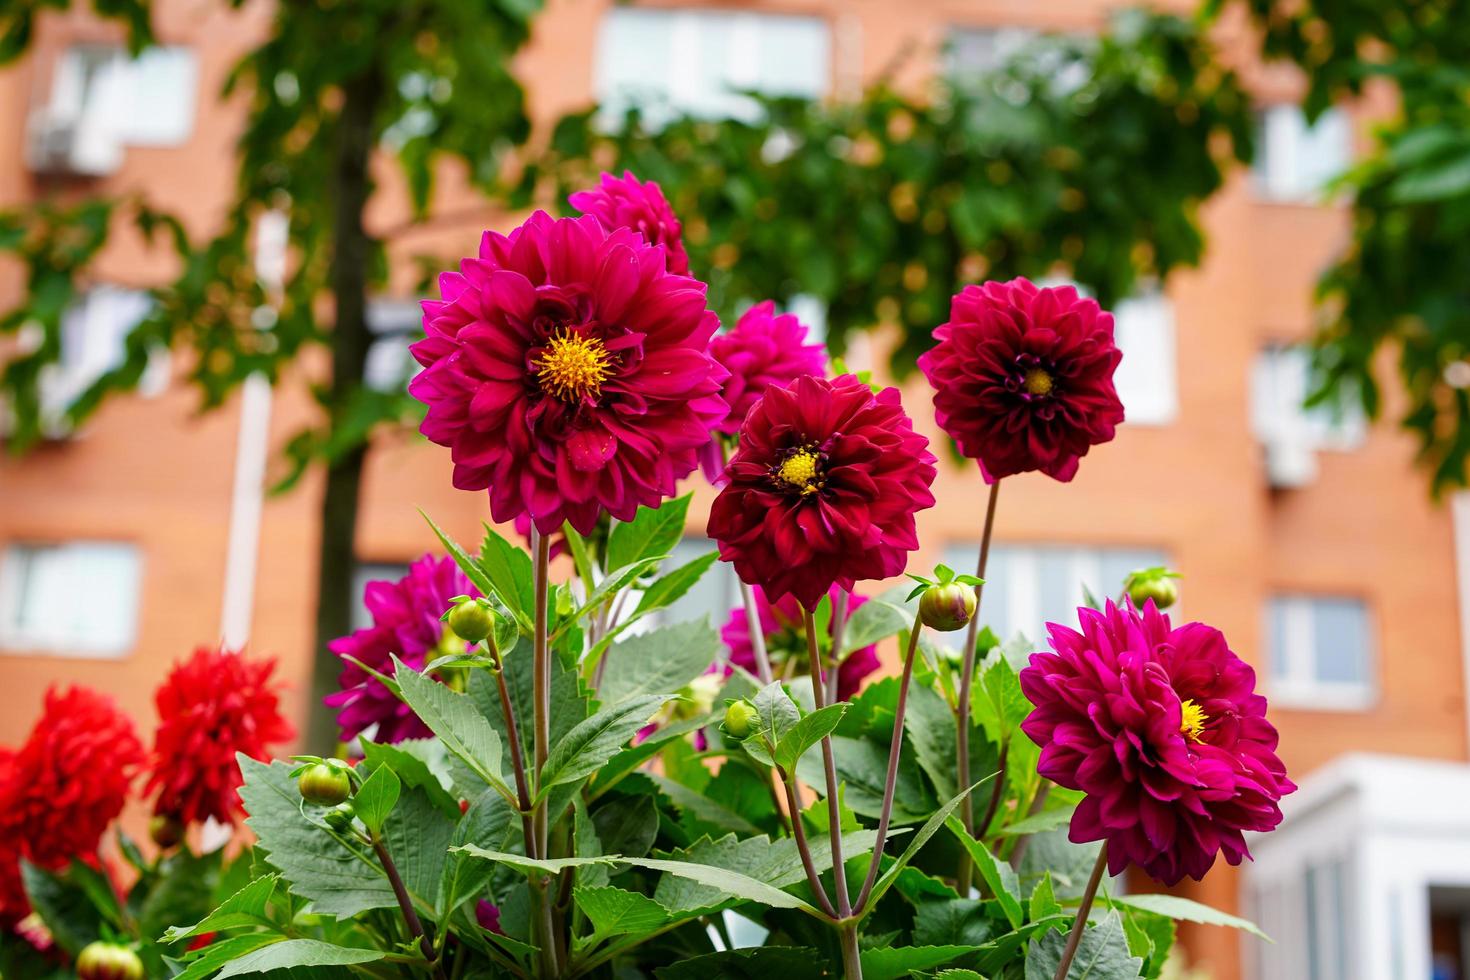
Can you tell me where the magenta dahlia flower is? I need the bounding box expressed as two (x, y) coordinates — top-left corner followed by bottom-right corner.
(326, 554), (477, 744)
(711, 301), (827, 437)
(1019, 600), (1295, 885)
(410, 211), (728, 535)
(719, 585), (880, 700)
(569, 171), (691, 276)
(707, 374), (936, 610)
(918, 278), (1125, 482)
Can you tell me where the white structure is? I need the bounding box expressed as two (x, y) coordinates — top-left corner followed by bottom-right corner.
(1246, 754), (1470, 980)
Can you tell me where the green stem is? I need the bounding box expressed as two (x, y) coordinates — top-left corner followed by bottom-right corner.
(805, 608), (850, 917)
(956, 479), (1001, 894)
(529, 529), (562, 978)
(839, 922), (864, 980)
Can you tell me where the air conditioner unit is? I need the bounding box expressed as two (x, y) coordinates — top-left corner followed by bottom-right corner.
(25, 109), (122, 177)
(1264, 435), (1318, 489)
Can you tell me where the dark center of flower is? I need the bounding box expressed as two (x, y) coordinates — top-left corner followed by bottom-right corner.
(534, 329), (612, 403)
(1023, 368), (1054, 396)
(1179, 698), (1207, 742)
(771, 445), (825, 496)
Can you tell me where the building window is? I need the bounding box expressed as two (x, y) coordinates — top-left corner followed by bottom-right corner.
(42, 286), (165, 424)
(0, 542), (141, 656)
(1252, 345), (1366, 488)
(1111, 289), (1177, 426)
(946, 26), (1091, 94)
(943, 543), (1168, 643)
(351, 562), (412, 630)
(1253, 105), (1351, 203)
(1267, 595), (1374, 709)
(28, 46), (198, 175)
(594, 8), (830, 126)
(364, 300), (423, 393)
(654, 538), (740, 630)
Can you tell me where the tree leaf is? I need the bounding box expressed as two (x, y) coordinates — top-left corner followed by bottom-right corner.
(599, 619), (722, 706)
(537, 694), (671, 799)
(214, 938), (385, 978)
(1111, 894), (1270, 941)
(605, 494), (692, 571)
(393, 656), (510, 800)
(353, 763), (401, 835)
(161, 873), (278, 942)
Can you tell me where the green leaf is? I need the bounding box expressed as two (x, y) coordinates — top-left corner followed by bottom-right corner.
(1025, 911), (1143, 980)
(480, 523), (537, 622)
(1031, 872), (1062, 921)
(839, 597), (911, 654)
(361, 738), (462, 817)
(599, 619), (722, 706)
(441, 787), (517, 917)
(423, 512), (499, 609)
(794, 734), (935, 823)
(452, 846), (620, 878)
(214, 938), (385, 978)
(914, 899), (995, 948)
(563, 520), (596, 592)
(773, 702), (846, 771)
(353, 763), (401, 835)
(1111, 894), (1270, 941)
(905, 681), (961, 800)
(868, 781), (985, 906)
(946, 817), (1023, 928)
(621, 856), (820, 916)
(653, 947), (823, 979)
(592, 793), (660, 860)
(573, 885), (671, 942)
(749, 681), (801, 760)
(649, 774), (763, 836)
(169, 935), (285, 980)
(859, 944), (980, 980)
(605, 494), (691, 571)
(238, 756), (396, 916)
(973, 653), (1030, 743)
(999, 804), (1077, 837)
(537, 694), (671, 799)
(651, 830), (877, 915)
(382, 787), (459, 913)
(392, 656), (510, 800)
(19, 861), (104, 955)
(634, 551), (720, 616)
(161, 873), (278, 942)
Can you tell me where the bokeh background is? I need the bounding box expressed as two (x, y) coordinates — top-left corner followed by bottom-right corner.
(3, 1), (1469, 977)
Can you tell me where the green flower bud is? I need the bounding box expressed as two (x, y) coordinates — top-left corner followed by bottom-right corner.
(1124, 568), (1180, 610)
(76, 942), (144, 980)
(323, 802), (356, 832)
(298, 762), (352, 807)
(723, 699), (759, 738)
(919, 583), (977, 632)
(447, 598), (496, 645)
(149, 812), (185, 850)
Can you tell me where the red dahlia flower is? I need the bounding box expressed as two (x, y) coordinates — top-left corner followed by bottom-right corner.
(719, 585), (880, 700)
(326, 554), (477, 744)
(0, 687), (143, 928)
(918, 278), (1125, 482)
(410, 211), (728, 535)
(146, 647), (292, 828)
(707, 374), (937, 610)
(569, 171), (691, 276)
(1019, 600), (1296, 885)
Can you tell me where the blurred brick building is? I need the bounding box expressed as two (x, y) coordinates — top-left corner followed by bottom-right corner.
(1, 2), (1465, 978)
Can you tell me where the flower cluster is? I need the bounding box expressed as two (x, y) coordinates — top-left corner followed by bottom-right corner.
(146, 646), (293, 828)
(569, 171), (691, 276)
(0, 687), (143, 928)
(719, 585), (880, 699)
(710, 301), (827, 438)
(326, 554), (477, 744)
(1019, 600), (1296, 884)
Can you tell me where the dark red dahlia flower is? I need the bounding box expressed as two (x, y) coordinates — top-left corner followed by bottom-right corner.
(918, 278), (1125, 482)
(1019, 600), (1296, 885)
(145, 647), (292, 828)
(326, 554), (476, 744)
(0, 687), (143, 928)
(707, 374), (936, 610)
(718, 585), (880, 700)
(410, 211), (728, 535)
(569, 171), (691, 276)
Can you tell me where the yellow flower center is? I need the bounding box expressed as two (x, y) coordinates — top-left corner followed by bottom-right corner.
(1179, 698), (1207, 742)
(535, 330), (612, 403)
(777, 449), (822, 494)
(1024, 367), (1054, 396)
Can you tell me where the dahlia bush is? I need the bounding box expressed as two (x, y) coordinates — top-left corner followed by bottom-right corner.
(7, 175), (1286, 980)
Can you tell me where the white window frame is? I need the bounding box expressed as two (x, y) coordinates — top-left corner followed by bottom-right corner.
(0, 541), (142, 657)
(364, 299), (423, 393)
(1266, 594), (1376, 711)
(1252, 344), (1366, 453)
(1253, 104), (1351, 204)
(41, 286), (166, 428)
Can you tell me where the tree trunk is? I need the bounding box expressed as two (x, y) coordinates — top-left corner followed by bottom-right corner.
(305, 66), (383, 753)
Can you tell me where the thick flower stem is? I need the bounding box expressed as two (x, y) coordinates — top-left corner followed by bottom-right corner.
(838, 922), (864, 979)
(853, 618), (923, 912)
(956, 479), (1001, 894)
(1053, 843), (1109, 980)
(805, 609), (850, 917)
(528, 530), (561, 978)
(776, 768), (839, 919)
(486, 643), (534, 827)
(371, 834), (448, 980)
(739, 580), (775, 685)
(825, 590), (851, 704)
(976, 739), (1009, 839)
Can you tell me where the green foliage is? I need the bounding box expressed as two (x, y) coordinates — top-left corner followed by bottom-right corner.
(516, 9), (1250, 376)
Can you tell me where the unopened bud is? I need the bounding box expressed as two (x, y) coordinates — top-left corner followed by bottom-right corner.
(723, 699), (759, 738)
(919, 583), (976, 632)
(323, 802), (356, 832)
(447, 598), (496, 645)
(298, 762), (352, 807)
(76, 942), (144, 980)
(1124, 568), (1179, 610)
(149, 813), (185, 850)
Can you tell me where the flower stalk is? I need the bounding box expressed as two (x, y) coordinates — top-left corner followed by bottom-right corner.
(825, 590), (851, 704)
(1052, 842), (1109, 980)
(956, 479), (1001, 893)
(805, 609), (850, 918)
(528, 529), (562, 978)
(371, 832), (449, 980)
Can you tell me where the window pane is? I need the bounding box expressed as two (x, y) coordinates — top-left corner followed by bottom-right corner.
(1036, 548), (1080, 633)
(1267, 597), (1291, 681)
(352, 562), (411, 630)
(1096, 549), (1169, 604)
(661, 538), (735, 630)
(1111, 292), (1177, 426)
(1312, 598), (1370, 685)
(1, 542), (140, 656)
